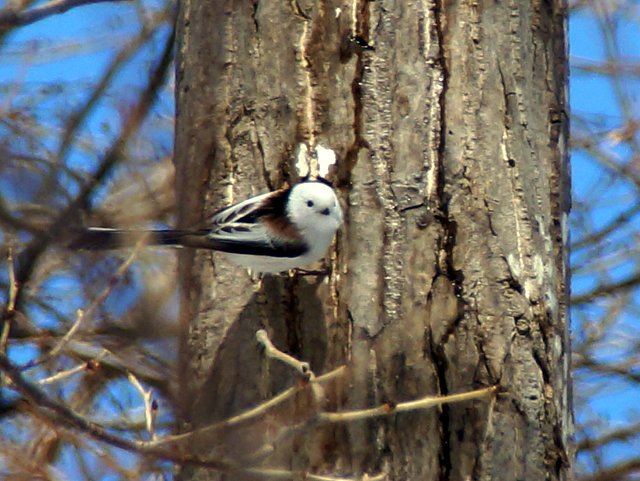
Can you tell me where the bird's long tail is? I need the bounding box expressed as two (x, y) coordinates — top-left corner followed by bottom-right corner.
(68, 228), (214, 250)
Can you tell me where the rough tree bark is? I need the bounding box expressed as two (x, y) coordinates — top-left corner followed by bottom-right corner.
(173, 1), (571, 481)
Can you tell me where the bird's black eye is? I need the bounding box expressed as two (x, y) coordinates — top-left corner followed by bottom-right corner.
(306, 200), (314, 207)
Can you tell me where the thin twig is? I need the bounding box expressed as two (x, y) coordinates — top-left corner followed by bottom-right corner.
(572, 271), (640, 305)
(0, 248), (17, 353)
(55, 13), (163, 163)
(577, 420), (640, 453)
(44, 240), (146, 363)
(319, 386), (497, 423)
(256, 329), (312, 378)
(128, 372), (157, 441)
(38, 360), (99, 385)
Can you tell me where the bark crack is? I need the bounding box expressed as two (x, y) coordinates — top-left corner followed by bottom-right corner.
(430, 1), (455, 480)
(341, 0), (371, 185)
(290, 1), (318, 177)
(498, 58), (542, 308)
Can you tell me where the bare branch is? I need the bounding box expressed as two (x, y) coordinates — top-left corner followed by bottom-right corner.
(38, 360), (99, 385)
(0, 248), (17, 352)
(256, 329), (312, 378)
(150, 365), (347, 448)
(0, 349), (382, 480)
(55, 14), (162, 163)
(0, 0), (130, 27)
(577, 421), (640, 453)
(42, 239), (145, 363)
(319, 386), (497, 423)
(576, 354), (640, 384)
(572, 272), (640, 305)
(127, 372), (157, 440)
(579, 459), (640, 481)
(3, 17), (176, 333)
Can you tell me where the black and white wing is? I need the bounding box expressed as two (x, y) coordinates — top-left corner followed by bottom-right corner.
(204, 189), (308, 258)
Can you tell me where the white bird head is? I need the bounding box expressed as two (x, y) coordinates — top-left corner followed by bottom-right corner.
(287, 181), (343, 237)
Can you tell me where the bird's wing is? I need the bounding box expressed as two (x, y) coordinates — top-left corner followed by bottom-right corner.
(209, 191), (275, 225)
(205, 192), (307, 258)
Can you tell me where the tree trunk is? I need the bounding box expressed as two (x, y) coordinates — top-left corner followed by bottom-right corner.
(173, 1), (571, 480)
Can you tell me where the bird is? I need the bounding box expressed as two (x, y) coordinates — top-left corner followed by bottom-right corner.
(69, 180), (343, 273)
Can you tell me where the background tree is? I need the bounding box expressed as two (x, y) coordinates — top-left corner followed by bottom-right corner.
(0, 0), (638, 480)
(570, 3), (640, 480)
